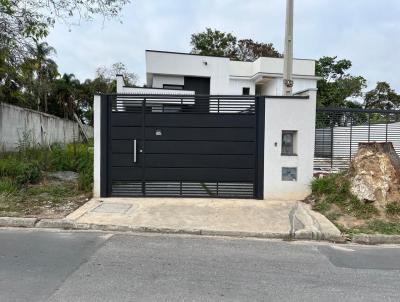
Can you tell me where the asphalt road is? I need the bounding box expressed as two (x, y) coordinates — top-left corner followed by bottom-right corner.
(1, 229), (400, 302)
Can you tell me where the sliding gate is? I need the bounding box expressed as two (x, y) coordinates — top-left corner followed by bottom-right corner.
(100, 94), (264, 199)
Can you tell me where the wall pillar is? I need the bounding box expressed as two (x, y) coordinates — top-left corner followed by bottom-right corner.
(93, 95), (101, 197)
(263, 89), (317, 200)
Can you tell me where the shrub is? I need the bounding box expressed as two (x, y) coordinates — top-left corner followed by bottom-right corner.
(0, 158), (41, 185)
(0, 141), (93, 192)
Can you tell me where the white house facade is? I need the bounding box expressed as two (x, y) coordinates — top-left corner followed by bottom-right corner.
(94, 50), (318, 201)
(117, 50), (318, 96)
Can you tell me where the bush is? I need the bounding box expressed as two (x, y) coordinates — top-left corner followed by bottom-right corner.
(50, 142), (93, 192)
(0, 158), (41, 185)
(0, 141), (93, 192)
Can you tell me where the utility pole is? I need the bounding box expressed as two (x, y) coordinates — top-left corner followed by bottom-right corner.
(283, 0), (294, 96)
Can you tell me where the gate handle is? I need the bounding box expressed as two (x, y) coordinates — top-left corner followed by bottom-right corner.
(133, 139), (137, 163)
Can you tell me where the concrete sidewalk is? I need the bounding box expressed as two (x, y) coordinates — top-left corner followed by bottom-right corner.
(66, 198), (343, 241)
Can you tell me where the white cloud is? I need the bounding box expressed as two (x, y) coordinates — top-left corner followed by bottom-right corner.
(47, 0), (400, 91)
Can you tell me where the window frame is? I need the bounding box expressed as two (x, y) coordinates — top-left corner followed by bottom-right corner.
(163, 84), (184, 90)
(242, 87), (250, 95)
(281, 130), (298, 156)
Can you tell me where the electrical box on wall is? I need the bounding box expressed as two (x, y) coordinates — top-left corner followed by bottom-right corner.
(282, 167), (297, 181)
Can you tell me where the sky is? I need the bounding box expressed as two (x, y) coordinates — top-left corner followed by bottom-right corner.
(47, 0), (400, 91)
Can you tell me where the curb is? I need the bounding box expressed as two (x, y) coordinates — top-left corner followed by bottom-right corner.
(0, 216), (345, 242)
(0, 217), (38, 228)
(351, 234), (400, 245)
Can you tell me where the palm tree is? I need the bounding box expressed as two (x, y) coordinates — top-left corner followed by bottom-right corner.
(52, 73), (80, 119)
(26, 41), (58, 112)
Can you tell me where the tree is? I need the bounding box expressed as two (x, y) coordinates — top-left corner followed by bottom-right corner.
(236, 39), (282, 61)
(96, 62), (138, 87)
(190, 28), (282, 61)
(26, 42), (58, 112)
(364, 82), (400, 110)
(0, 0), (130, 66)
(51, 73), (80, 119)
(316, 56), (366, 107)
(190, 28), (237, 58)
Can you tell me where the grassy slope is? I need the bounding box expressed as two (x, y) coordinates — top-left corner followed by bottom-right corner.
(310, 173), (400, 235)
(0, 142), (93, 217)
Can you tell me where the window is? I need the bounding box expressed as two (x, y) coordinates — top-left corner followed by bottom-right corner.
(242, 87), (250, 95)
(281, 130), (297, 156)
(163, 84), (184, 90)
(282, 167), (297, 181)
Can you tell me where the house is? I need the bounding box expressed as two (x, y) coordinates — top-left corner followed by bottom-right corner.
(94, 49), (319, 201)
(116, 50), (318, 96)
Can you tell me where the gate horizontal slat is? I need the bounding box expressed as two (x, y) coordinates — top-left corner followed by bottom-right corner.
(146, 113), (255, 128)
(144, 127), (255, 141)
(111, 154), (254, 168)
(111, 127), (142, 139)
(144, 141), (255, 154)
(111, 167), (254, 182)
(111, 113), (142, 126)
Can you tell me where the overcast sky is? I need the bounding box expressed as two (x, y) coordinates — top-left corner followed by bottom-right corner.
(47, 0), (400, 91)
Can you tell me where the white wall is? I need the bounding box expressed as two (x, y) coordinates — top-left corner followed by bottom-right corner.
(146, 51), (231, 94)
(263, 89), (317, 200)
(0, 102), (93, 152)
(152, 75), (184, 88)
(93, 95), (101, 197)
(229, 78), (255, 95)
(145, 51), (318, 96)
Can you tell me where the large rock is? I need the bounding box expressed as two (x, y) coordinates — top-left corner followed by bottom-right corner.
(349, 142), (400, 208)
(47, 171), (79, 182)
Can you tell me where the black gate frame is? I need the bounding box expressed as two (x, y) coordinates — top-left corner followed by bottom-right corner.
(100, 94), (265, 199)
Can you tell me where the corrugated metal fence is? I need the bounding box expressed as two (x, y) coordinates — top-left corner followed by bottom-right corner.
(314, 107), (400, 172)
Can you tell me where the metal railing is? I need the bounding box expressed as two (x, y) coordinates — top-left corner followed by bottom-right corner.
(314, 107), (400, 172)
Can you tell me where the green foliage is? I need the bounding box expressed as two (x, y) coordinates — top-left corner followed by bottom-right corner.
(316, 56), (366, 108)
(364, 82), (400, 110)
(0, 179), (17, 194)
(0, 158), (41, 185)
(386, 202), (400, 216)
(190, 28), (282, 61)
(0, 181), (83, 216)
(311, 173), (378, 220)
(191, 28), (238, 58)
(0, 140), (93, 191)
(347, 220), (400, 235)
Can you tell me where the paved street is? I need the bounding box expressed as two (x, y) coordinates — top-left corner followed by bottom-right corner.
(1, 229), (400, 302)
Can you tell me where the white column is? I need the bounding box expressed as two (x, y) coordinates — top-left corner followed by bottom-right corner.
(263, 89), (317, 200)
(93, 95), (101, 197)
(283, 0), (294, 96)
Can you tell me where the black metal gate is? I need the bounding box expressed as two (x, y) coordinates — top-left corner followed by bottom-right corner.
(100, 94), (265, 199)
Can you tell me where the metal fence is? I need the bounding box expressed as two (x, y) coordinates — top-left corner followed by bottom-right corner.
(314, 107), (400, 172)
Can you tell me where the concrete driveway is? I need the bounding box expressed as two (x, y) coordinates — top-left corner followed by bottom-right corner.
(67, 198), (341, 241)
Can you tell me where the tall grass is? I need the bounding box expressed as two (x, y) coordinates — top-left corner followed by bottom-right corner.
(0, 140), (93, 192)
